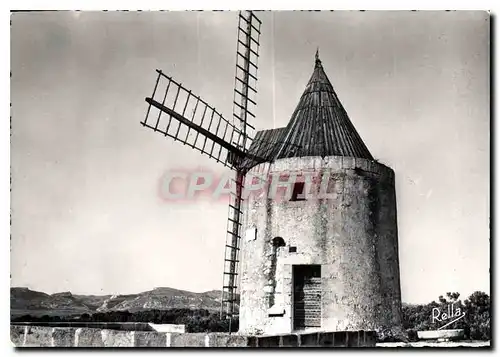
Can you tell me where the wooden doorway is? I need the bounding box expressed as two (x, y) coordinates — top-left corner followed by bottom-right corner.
(293, 265), (321, 330)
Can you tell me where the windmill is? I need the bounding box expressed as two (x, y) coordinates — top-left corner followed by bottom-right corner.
(141, 11), (286, 331)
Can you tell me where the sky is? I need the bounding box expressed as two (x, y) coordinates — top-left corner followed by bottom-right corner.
(10, 11), (490, 304)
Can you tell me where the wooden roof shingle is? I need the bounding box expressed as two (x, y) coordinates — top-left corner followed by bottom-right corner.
(245, 51), (373, 169)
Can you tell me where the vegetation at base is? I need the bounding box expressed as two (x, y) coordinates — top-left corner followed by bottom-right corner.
(402, 291), (490, 342)
(11, 308), (239, 333)
(12, 291), (489, 340)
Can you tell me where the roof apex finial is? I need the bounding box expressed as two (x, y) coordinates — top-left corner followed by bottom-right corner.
(315, 47), (322, 67)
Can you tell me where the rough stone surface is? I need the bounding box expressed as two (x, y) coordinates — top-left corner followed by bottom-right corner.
(208, 334), (250, 347)
(10, 325), (26, 347)
(75, 328), (104, 347)
(280, 334), (299, 347)
(319, 332), (336, 347)
(134, 331), (167, 347)
(101, 330), (135, 347)
(256, 335), (280, 347)
(239, 156), (404, 336)
(299, 333), (319, 347)
(52, 328), (76, 347)
(24, 326), (53, 347)
(365, 331), (378, 346)
(170, 333), (206, 347)
(10, 325), (377, 347)
(347, 331), (360, 347)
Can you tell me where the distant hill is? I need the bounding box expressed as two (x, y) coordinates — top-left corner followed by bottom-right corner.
(11, 287), (229, 318)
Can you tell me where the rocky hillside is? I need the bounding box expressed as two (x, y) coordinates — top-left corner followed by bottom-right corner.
(11, 287), (227, 318)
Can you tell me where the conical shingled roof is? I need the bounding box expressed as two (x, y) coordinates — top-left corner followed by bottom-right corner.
(272, 51), (373, 161)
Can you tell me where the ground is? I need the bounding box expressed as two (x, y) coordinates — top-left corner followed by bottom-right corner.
(377, 340), (490, 348)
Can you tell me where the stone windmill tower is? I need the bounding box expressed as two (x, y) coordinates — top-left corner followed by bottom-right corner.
(238, 51), (404, 336)
(141, 10), (403, 337)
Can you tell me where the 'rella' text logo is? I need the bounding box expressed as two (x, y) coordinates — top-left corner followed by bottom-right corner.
(431, 303), (466, 330)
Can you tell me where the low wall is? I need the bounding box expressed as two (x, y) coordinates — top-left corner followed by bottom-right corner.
(11, 325), (376, 347)
(12, 322), (185, 333)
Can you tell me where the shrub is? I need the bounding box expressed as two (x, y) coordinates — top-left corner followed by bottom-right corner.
(402, 291), (490, 341)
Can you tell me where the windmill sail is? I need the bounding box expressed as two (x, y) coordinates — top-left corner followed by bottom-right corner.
(220, 11), (261, 326)
(231, 11), (261, 153)
(140, 11), (263, 332)
(142, 71), (249, 169)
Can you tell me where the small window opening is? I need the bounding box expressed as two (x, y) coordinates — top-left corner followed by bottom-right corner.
(290, 182), (306, 201)
(272, 237), (286, 248)
(289, 246), (297, 253)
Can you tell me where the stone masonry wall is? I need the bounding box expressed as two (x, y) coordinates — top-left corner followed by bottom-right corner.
(10, 325), (377, 347)
(238, 156), (403, 336)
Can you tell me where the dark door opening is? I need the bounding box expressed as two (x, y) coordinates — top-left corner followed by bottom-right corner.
(293, 265), (321, 330)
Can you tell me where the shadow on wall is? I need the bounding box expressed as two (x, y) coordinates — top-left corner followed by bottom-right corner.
(268, 237), (286, 308)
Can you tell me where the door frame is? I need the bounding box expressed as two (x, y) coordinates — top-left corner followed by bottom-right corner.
(292, 264), (322, 331)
